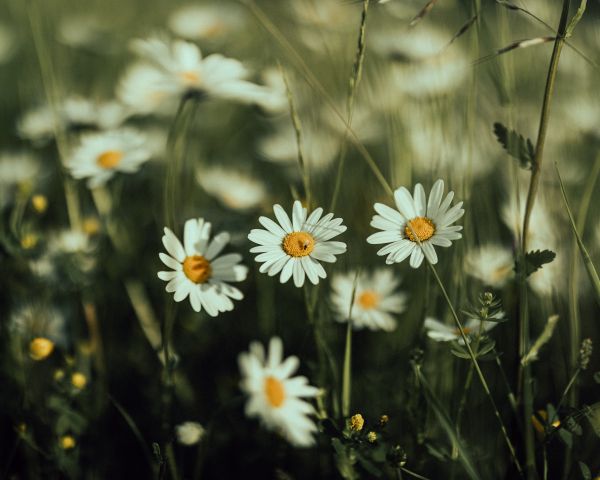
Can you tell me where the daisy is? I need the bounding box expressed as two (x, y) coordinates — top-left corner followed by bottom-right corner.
(175, 421), (205, 446)
(65, 128), (151, 188)
(248, 201), (347, 287)
(424, 317), (497, 343)
(330, 269), (407, 331)
(465, 244), (514, 288)
(168, 4), (245, 42)
(158, 218), (248, 316)
(367, 179), (464, 268)
(196, 166), (267, 211)
(122, 36), (273, 111)
(238, 337), (320, 447)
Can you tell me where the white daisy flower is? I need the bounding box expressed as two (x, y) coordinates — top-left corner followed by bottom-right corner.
(65, 128), (151, 188)
(367, 179), (464, 268)
(175, 421), (205, 446)
(158, 218), (248, 316)
(196, 166), (267, 211)
(168, 4), (245, 42)
(124, 36), (273, 110)
(248, 201), (347, 287)
(424, 317), (497, 344)
(465, 244), (514, 288)
(238, 337), (320, 447)
(0, 151), (39, 208)
(330, 269), (407, 331)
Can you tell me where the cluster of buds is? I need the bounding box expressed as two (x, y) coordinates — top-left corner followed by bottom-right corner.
(578, 338), (593, 370)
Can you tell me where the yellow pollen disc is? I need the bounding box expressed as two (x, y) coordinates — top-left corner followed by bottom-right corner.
(180, 71), (201, 85)
(97, 150), (123, 169)
(182, 255), (212, 284)
(357, 291), (379, 310)
(282, 231), (315, 257)
(264, 376), (285, 407)
(204, 22), (226, 38)
(453, 327), (472, 336)
(404, 216), (436, 242)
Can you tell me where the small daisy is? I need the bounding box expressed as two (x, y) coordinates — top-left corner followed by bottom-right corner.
(238, 337), (320, 447)
(126, 36), (272, 108)
(330, 269), (407, 331)
(158, 218), (248, 316)
(424, 317), (497, 343)
(196, 166), (267, 211)
(65, 128), (151, 188)
(367, 179), (464, 268)
(175, 421), (205, 446)
(248, 201), (347, 287)
(168, 4), (245, 42)
(465, 244), (514, 288)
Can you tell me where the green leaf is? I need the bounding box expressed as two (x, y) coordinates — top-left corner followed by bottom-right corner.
(493, 122), (535, 170)
(566, 416), (583, 436)
(583, 403), (600, 437)
(579, 461), (591, 480)
(515, 250), (556, 277)
(558, 428), (572, 448)
(594, 372), (600, 384)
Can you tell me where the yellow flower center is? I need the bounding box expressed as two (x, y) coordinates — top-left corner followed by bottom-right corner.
(204, 22), (226, 38)
(97, 150), (123, 169)
(404, 217), (436, 242)
(282, 231), (315, 257)
(29, 337), (54, 360)
(264, 376), (285, 407)
(357, 291), (379, 310)
(180, 70), (201, 85)
(183, 255), (212, 284)
(453, 327), (472, 336)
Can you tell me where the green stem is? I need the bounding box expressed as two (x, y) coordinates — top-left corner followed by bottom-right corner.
(341, 321), (352, 418)
(428, 263), (523, 478)
(519, 2), (573, 477)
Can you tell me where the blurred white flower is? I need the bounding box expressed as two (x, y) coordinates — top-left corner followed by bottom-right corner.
(57, 14), (111, 50)
(17, 105), (57, 145)
(10, 304), (68, 347)
(48, 229), (93, 255)
(367, 179), (464, 268)
(371, 26), (468, 98)
(259, 123), (339, 173)
(65, 128), (151, 188)
(196, 166), (267, 211)
(465, 244), (514, 288)
(248, 201), (347, 287)
(331, 269), (407, 331)
(175, 421), (205, 446)
(158, 218), (248, 316)
(501, 192), (563, 296)
(168, 4), (245, 42)
(257, 67), (288, 114)
(120, 36), (274, 114)
(238, 337), (319, 447)
(424, 317), (497, 344)
(0, 152), (39, 208)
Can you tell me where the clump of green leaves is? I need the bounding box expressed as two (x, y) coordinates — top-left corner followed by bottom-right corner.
(514, 249), (556, 277)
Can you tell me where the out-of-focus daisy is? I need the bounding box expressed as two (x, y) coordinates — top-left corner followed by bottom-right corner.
(196, 166), (267, 211)
(238, 337), (319, 447)
(121, 36), (273, 113)
(424, 317), (497, 343)
(175, 421), (205, 446)
(10, 304), (68, 348)
(248, 201), (347, 287)
(465, 244), (514, 288)
(158, 218), (248, 316)
(367, 179), (464, 268)
(330, 269), (407, 331)
(259, 123), (339, 173)
(168, 4), (245, 42)
(65, 128), (151, 188)
(501, 191), (563, 296)
(0, 152), (39, 208)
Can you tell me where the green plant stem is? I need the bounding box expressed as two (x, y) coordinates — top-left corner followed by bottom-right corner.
(330, 0), (370, 212)
(549, 367), (581, 427)
(341, 321), (352, 419)
(428, 263), (523, 477)
(518, 2), (572, 477)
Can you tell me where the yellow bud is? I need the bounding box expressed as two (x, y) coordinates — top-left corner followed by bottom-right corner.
(71, 372), (87, 389)
(349, 413), (364, 432)
(367, 431), (377, 443)
(82, 217), (101, 236)
(20, 233), (38, 250)
(54, 369), (65, 381)
(31, 194), (48, 213)
(29, 337), (54, 360)
(379, 414), (389, 426)
(17, 423), (27, 435)
(60, 435), (76, 450)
